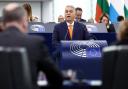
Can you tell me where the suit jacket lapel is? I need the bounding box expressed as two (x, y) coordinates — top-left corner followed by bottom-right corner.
(63, 21), (70, 40)
(72, 21), (78, 40)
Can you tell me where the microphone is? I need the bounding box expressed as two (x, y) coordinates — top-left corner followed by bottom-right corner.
(64, 29), (69, 40)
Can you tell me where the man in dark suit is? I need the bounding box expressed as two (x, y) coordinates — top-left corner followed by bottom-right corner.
(52, 5), (90, 46)
(52, 5), (92, 61)
(75, 7), (86, 23)
(1, 3), (63, 89)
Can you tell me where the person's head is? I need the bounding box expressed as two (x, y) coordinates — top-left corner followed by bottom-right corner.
(3, 3), (28, 33)
(117, 16), (124, 22)
(99, 13), (109, 26)
(22, 3), (32, 22)
(88, 18), (94, 23)
(117, 20), (128, 41)
(65, 5), (75, 24)
(75, 7), (83, 21)
(58, 15), (64, 23)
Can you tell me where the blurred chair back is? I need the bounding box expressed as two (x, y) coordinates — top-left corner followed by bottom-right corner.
(0, 47), (32, 89)
(102, 45), (128, 89)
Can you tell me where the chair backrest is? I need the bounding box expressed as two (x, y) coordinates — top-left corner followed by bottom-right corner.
(113, 46), (128, 89)
(0, 47), (32, 89)
(102, 45), (128, 89)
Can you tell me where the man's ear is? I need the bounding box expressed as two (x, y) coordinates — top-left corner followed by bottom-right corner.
(21, 17), (28, 32)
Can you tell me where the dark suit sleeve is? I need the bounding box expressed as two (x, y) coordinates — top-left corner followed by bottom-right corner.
(37, 39), (63, 88)
(52, 25), (61, 47)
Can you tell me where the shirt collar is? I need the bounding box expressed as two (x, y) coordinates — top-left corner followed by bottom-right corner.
(66, 21), (74, 26)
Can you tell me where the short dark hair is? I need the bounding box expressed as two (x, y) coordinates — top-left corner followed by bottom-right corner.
(75, 7), (82, 11)
(117, 16), (124, 22)
(2, 6), (25, 23)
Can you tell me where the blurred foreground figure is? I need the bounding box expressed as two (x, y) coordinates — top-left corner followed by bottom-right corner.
(102, 20), (128, 89)
(1, 3), (63, 89)
(116, 20), (128, 44)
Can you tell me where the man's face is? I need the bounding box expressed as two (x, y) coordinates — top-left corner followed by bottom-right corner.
(76, 10), (82, 20)
(65, 6), (75, 23)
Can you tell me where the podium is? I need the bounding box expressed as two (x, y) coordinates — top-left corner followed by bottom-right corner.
(60, 40), (107, 80)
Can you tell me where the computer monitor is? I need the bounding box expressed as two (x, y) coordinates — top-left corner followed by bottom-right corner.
(28, 22), (56, 33)
(28, 22), (45, 33)
(0, 47), (32, 89)
(43, 22), (56, 33)
(60, 40), (108, 80)
(84, 23), (108, 33)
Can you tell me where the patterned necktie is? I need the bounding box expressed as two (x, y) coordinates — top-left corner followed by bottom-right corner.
(68, 24), (73, 39)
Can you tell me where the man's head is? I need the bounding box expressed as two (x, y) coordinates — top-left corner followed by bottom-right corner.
(75, 7), (83, 21)
(64, 5), (75, 24)
(117, 20), (128, 41)
(2, 3), (28, 33)
(58, 15), (64, 23)
(117, 16), (124, 22)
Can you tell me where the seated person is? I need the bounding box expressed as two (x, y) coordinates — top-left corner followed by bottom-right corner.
(23, 3), (38, 22)
(99, 13), (115, 32)
(88, 18), (94, 23)
(58, 15), (64, 23)
(75, 7), (86, 23)
(2, 3), (63, 89)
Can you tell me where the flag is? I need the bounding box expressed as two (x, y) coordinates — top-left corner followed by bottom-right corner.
(109, 0), (124, 22)
(95, 0), (109, 22)
(124, 0), (128, 18)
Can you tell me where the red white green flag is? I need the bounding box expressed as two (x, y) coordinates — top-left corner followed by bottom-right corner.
(95, 0), (109, 22)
